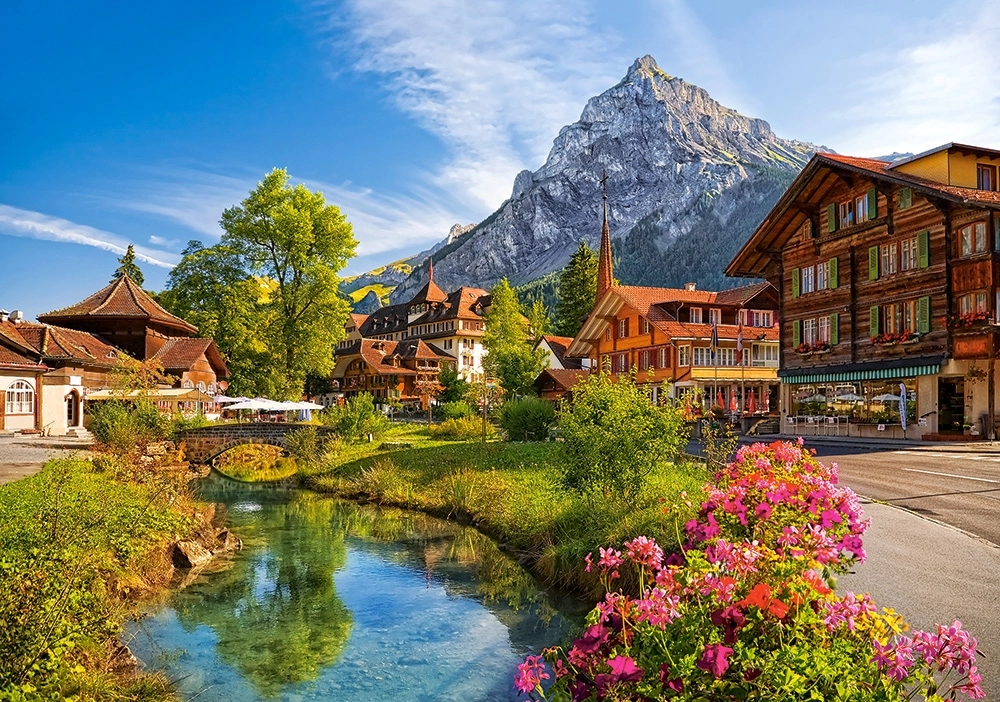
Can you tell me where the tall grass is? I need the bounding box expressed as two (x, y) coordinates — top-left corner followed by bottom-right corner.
(306, 435), (707, 594)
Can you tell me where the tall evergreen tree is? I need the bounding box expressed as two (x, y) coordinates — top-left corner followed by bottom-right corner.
(553, 243), (598, 337)
(112, 244), (145, 286)
(483, 279), (548, 398)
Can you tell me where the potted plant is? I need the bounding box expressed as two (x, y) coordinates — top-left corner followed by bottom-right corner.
(794, 342), (812, 355)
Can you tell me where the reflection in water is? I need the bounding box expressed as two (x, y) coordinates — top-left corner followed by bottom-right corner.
(128, 476), (584, 701)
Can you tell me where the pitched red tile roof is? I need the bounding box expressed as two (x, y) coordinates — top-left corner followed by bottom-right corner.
(4, 321), (119, 366)
(713, 282), (772, 307)
(335, 338), (452, 377)
(151, 338), (229, 377)
(0, 323), (47, 370)
(38, 275), (198, 334)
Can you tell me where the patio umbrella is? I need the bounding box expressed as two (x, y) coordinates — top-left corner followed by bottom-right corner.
(763, 392), (770, 413)
(716, 389), (724, 408)
(729, 392), (738, 412)
(872, 393), (901, 403)
(833, 392), (864, 402)
(226, 398), (284, 411)
(214, 395), (249, 404)
(747, 390), (757, 414)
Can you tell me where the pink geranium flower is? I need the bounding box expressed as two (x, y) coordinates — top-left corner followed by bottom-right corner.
(696, 643), (734, 678)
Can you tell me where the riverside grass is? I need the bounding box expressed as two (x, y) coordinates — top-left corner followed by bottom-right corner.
(0, 458), (200, 701)
(305, 424), (708, 593)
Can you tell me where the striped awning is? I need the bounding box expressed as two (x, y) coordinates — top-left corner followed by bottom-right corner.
(778, 355), (943, 384)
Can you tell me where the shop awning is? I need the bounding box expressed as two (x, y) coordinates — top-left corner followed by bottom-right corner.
(85, 388), (214, 402)
(778, 355), (944, 385)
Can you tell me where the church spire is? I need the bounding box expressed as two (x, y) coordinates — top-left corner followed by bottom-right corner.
(597, 170), (613, 299)
(428, 257), (434, 283)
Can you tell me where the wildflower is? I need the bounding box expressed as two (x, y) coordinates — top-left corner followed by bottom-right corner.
(659, 663), (684, 692)
(696, 643), (734, 678)
(584, 552), (593, 573)
(514, 654), (550, 693)
(754, 502), (772, 521)
(710, 605), (747, 645)
(572, 623), (611, 654)
(625, 535), (664, 570)
(598, 547), (623, 577)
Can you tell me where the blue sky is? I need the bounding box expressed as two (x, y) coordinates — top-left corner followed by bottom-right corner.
(2, 0), (995, 318)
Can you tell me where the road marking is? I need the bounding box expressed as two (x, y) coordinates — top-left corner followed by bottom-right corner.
(894, 450), (1000, 461)
(900, 468), (1000, 484)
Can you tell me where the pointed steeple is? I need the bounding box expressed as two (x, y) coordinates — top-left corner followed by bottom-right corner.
(597, 170), (614, 299)
(428, 256), (434, 283)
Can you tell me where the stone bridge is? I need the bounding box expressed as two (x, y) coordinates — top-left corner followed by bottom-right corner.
(175, 424), (337, 464)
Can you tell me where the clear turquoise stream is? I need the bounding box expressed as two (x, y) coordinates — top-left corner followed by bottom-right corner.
(126, 475), (586, 701)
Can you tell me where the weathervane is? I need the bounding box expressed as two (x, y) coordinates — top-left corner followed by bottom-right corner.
(599, 169), (609, 203)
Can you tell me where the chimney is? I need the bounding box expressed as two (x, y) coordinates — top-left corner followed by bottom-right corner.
(0, 309), (8, 323)
(684, 283), (696, 292)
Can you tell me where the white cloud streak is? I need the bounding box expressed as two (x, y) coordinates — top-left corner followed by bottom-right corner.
(323, 0), (626, 210)
(0, 205), (179, 268)
(837, 3), (1000, 155)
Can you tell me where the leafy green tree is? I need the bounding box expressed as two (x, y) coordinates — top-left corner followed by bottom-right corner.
(111, 243), (144, 286)
(526, 298), (551, 343)
(437, 366), (468, 403)
(553, 243), (598, 337)
(559, 370), (688, 501)
(161, 169), (357, 398)
(482, 278), (547, 398)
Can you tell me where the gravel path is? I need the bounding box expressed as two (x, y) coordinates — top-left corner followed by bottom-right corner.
(0, 435), (93, 485)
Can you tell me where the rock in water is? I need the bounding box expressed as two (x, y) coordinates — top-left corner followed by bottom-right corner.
(391, 54), (822, 301)
(172, 540), (213, 568)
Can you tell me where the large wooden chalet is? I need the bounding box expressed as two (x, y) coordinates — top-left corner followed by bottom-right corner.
(728, 143), (1000, 439)
(566, 193), (781, 412)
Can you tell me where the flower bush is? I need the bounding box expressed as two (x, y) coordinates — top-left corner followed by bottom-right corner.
(947, 312), (991, 328)
(516, 440), (983, 701)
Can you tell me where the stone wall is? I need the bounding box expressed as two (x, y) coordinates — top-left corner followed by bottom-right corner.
(176, 424), (337, 464)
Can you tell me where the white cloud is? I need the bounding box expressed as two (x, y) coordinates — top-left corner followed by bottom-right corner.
(0, 204), (179, 268)
(837, 3), (1000, 155)
(323, 0), (626, 210)
(97, 165), (473, 262)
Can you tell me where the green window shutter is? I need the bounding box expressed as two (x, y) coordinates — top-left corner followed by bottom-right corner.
(791, 268), (800, 298)
(829, 257), (838, 288)
(917, 230), (930, 268)
(899, 187), (912, 210)
(807, 219), (815, 238)
(994, 217), (1000, 251)
(867, 187), (878, 219)
(827, 203), (837, 232)
(868, 246), (879, 280)
(830, 313), (839, 345)
(918, 296), (931, 334)
(792, 320), (801, 348)
(869, 306), (880, 338)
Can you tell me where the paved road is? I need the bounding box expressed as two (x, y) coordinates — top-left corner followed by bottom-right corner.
(0, 435), (93, 484)
(808, 443), (1000, 547)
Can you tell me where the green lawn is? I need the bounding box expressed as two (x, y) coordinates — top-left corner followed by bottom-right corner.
(305, 424), (708, 593)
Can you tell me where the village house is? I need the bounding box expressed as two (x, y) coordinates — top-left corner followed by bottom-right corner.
(330, 338), (453, 409)
(0, 275), (228, 435)
(332, 262), (491, 402)
(727, 143), (1000, 439)
(566, 193), (781, 413)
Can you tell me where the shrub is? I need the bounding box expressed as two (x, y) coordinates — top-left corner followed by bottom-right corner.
(436, 400), (475, 421)
(284, 426), (324, 464)
(171, 411), (211, 432)
(88, 400), (170, 454)
(559, 371), (688, 501)
(517, 440), (984, 701)
(428, 417), (494, 441)
(322, 393), (391, 441)
(498, 397), (556, 441)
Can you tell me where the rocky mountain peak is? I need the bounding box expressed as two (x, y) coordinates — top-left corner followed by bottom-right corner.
(388, 56), (822, 302)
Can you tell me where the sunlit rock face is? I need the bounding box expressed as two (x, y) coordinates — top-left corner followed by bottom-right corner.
(392, 54), (820, 301)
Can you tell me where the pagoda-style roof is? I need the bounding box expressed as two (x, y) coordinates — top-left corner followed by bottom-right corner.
(38, 275), (198, 335)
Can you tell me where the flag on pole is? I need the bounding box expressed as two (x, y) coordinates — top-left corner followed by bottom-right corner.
(711, 323), (719, 364)
(736, 322), (744, 365)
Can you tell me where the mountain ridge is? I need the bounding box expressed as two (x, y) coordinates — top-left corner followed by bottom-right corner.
(389, 55), (823, 303)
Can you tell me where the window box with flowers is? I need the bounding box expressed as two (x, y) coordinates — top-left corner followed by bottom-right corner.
(810, 342), (832, 355)
(794, 342), (813, 356)
(873, 331), (921, 347)
(947, 311), (991, 329)
(872, 333), (897, 347)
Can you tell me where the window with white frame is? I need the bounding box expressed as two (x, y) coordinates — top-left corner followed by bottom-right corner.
(618, 319), (628, 338)
(900, 236), (918, 271)
(717, 348), (735, 366)
(678, 345), (690, 366)
(641, 318), (651, 334)
(693, 347), (712, 366)
(817, 260), (830, 290)
(854, 193), (868, 222)
(802, 318), (818, 345)
(739, 309), (748, 325)
(709, 308), (721, 325)
(881, 243), (898, 276)
(752, 310), (772, 327)
(615, 353), (629, 373)
(5, 380), (34, 415)
(818, 316), (831, 344)
(639, 349), (651, 370)
(960, 223), (988, 256)
(800, 266), (815, 294)
(658, 346), (668, 368)
(605, 328), (611, 341)
(752, 344), (779, 367)
(689, 308), (703, 323)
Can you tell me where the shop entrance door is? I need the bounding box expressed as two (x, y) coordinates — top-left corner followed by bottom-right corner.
(937, 377), (965, 433)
